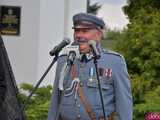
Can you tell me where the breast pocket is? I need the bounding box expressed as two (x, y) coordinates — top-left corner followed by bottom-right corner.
(87, 77), (113, 106)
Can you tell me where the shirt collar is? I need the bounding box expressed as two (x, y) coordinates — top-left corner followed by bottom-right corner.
(80, 53), (93, 62)
(79, 43), (102, 62)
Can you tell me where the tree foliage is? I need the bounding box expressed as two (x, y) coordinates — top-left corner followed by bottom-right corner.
(18, 83), (52, 120)
(102, 0), (160, 119)
(87, 0), (101, 15)
(102, 29), (122, 50)
(115, 0), (160, 119)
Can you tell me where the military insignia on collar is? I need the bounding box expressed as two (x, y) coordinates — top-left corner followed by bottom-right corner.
(98, 67), (112, 78)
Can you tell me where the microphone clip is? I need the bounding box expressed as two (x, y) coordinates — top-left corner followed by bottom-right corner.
(88, 40), (101, 60)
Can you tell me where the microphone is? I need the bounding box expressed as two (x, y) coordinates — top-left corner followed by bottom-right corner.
(66, 44), (80, 64)
(88, 40), (101, 59)
(49, 38), (71, 56)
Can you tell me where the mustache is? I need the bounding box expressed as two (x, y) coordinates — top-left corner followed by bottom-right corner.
(75, 38), (89, 43)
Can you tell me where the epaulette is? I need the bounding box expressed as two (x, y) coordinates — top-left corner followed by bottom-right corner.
(102, 49), (123, 58)
(58, 53), (67, 58)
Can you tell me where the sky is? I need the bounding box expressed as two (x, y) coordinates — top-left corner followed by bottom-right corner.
(91, 0), (129, 30)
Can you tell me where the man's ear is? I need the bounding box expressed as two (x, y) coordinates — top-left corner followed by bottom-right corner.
(97, 30), (104, 40)
(73, 32), (76, 39)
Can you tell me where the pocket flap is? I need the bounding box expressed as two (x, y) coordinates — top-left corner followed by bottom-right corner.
(87, 79), (110, 90)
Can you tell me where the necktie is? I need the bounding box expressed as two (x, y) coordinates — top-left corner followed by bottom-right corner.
(81, 54), (87, 62)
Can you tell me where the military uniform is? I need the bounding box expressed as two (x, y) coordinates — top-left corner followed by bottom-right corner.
(48, 47), (132, 120)
(48, 12), (132, 120)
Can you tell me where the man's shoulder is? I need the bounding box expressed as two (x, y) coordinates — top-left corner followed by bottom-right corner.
(59, 54), (67, 58)
(56, 54), (68, 63)
(101, 48), (127, 65)
(102, 48), (124, 59)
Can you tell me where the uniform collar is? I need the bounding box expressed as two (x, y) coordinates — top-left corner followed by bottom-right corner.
(80, 53), (93, 62)
(79, 43), (103, 62)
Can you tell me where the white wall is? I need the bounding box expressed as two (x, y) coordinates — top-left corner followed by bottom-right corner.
(0, 0), (86, 86)
(37, 0), (87, 85)
(0, 0), (40, 84)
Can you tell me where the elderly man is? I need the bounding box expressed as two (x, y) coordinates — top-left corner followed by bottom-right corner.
(48, 13), (133, 120)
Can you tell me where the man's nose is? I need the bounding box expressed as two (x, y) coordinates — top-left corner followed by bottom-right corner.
(75, 31), (84, 37)
(75, 32), (84, 39)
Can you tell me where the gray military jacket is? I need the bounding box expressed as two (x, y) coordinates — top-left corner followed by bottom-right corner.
(48, 48), (133, 120)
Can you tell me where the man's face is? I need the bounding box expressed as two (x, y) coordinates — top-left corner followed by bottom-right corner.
(74, 25), (102, 54)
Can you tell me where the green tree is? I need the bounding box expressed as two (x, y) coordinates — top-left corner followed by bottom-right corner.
(18, 83), (52, 120)
(112, 0), (160, 119)
(102, 29), (122, 50)
(87, 0), (101, 15)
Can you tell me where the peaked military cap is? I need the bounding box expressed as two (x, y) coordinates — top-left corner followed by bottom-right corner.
(73, 13), (105, 29)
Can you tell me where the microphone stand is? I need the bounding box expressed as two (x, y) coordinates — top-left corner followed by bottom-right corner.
(93, 56), (107, 120)
(22, 53), (59, 111)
